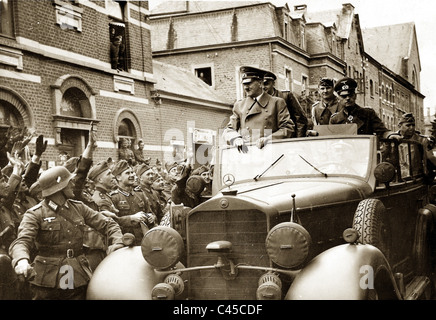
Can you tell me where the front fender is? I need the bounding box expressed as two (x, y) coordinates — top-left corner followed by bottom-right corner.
(285, 244), (401, 300)
(86, 246), (184, 300)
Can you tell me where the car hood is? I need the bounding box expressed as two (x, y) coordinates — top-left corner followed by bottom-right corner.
(215, 177), (373, 212)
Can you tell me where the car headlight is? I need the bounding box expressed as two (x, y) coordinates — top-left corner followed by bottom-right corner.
(265, 222), (311, 269)
(141, 226), (184, 269)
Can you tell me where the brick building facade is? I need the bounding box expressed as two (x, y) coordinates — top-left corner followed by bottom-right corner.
(0, 0), (231, 169)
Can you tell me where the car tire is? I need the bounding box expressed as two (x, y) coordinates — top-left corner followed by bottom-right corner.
(352, 198), (390, 258)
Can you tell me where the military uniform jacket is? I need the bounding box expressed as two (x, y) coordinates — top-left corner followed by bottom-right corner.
(311, 97), (342, 125)
(92, 186), (118, 213)
(110, 187), (150, 244)
(329, 104), (389, 138)
(140, 185), (163, 222)
(273, 89), (308, 137)
(8, 199), (123, 288)
(223, 92), (294, 143)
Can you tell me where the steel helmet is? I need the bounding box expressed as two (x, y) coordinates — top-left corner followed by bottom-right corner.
(38, 166), (74, 197)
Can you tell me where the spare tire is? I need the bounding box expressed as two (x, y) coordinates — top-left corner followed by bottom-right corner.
(352, 198), (391, 258)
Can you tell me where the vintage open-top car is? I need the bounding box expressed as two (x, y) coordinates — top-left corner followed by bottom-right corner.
(87, 126), (436, 300)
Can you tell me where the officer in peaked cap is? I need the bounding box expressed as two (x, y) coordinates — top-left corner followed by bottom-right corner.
(263, 70), (308, 137)
(334, 77), (358, 96)
(240, 66), (266, 84)
(330, 77), (392, 139)
(222, 66), (294, 152)
(311, 77), (342, 126)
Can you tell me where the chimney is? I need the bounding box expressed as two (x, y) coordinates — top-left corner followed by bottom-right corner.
(342, 3), (355, 13)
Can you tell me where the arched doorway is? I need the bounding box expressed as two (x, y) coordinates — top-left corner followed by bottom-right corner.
(0, 87), (34, 167)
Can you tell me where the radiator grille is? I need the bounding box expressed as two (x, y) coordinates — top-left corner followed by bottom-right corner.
(186, 209), (269, 300)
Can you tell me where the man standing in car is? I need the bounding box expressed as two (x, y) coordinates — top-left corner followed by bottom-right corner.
(222, 66), (294, 152)
(330, 77), (391, 139)
(262, 70), (308, 137)
(311, 77), (343, 126)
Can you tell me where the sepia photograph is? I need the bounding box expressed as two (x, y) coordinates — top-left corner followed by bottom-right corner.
(1, 0), (436, 308)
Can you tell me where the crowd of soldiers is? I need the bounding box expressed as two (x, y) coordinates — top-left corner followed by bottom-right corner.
(0, 126), (213, 300)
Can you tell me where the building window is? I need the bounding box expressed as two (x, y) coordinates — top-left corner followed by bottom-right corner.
(285, 68), (292, 91)
(301, 75), (308, 96)
(109, 22), (127, 72)
(0, 0), (14, 37)
(284, 21), (288, 41)
(300, 24), (305, 50)
(370, 79), (374, 96)
(195, 67), (212, 86)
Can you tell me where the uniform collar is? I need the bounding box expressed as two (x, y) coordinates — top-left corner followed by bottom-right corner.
(117, 187), (131, 196)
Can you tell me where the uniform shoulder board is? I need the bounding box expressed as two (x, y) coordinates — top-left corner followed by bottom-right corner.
(133, 186), (142, 192)
(312, 101), (320, 107)
(70, 199), (83, 204)
(109, 190), (119, 196)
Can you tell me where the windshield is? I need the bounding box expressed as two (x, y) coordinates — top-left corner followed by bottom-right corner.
(219, 137), (372, 185)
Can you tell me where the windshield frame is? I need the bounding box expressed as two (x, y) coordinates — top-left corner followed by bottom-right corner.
(214, 135), (377, 191)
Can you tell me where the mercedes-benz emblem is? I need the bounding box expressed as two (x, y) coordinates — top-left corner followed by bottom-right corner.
(223, 174), (235, 187)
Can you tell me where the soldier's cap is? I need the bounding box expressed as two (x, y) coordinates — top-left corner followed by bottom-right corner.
(334, 77), (357, 96)
(64, 156), (80, 173)
(319, 77), (335, 87)
(165, 161), (178, 173)
(398, 112), (415, 125)
(135, 163), (152, 178)
(186, 175), (206, 195)
(111, 159), (131, 177)
(240, 66), (266, 84)
(263, 71), (277, 83)
(88, 160), (111, 181)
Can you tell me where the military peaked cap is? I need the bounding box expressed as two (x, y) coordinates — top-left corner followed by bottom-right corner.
(334, 77), (357, 96)
(240, 66), (266, 84)
(88, 160), (110, 181)
(263, 71), (277, 82)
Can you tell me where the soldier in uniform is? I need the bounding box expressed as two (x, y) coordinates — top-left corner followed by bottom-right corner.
(330, 77), (392, 139)
(88, 160), (119, 217)
(311, 77), (343, 126)
(263, 70), (308, 137)
(110, 160), (157, 246)
(133, 139), (146, 165)
(387, 113), (436, 180)
(9, 166), (125, 300)
(222, 66), (294, 152)
(135, 164), (164, 224)
(118, 138), (135, 166)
